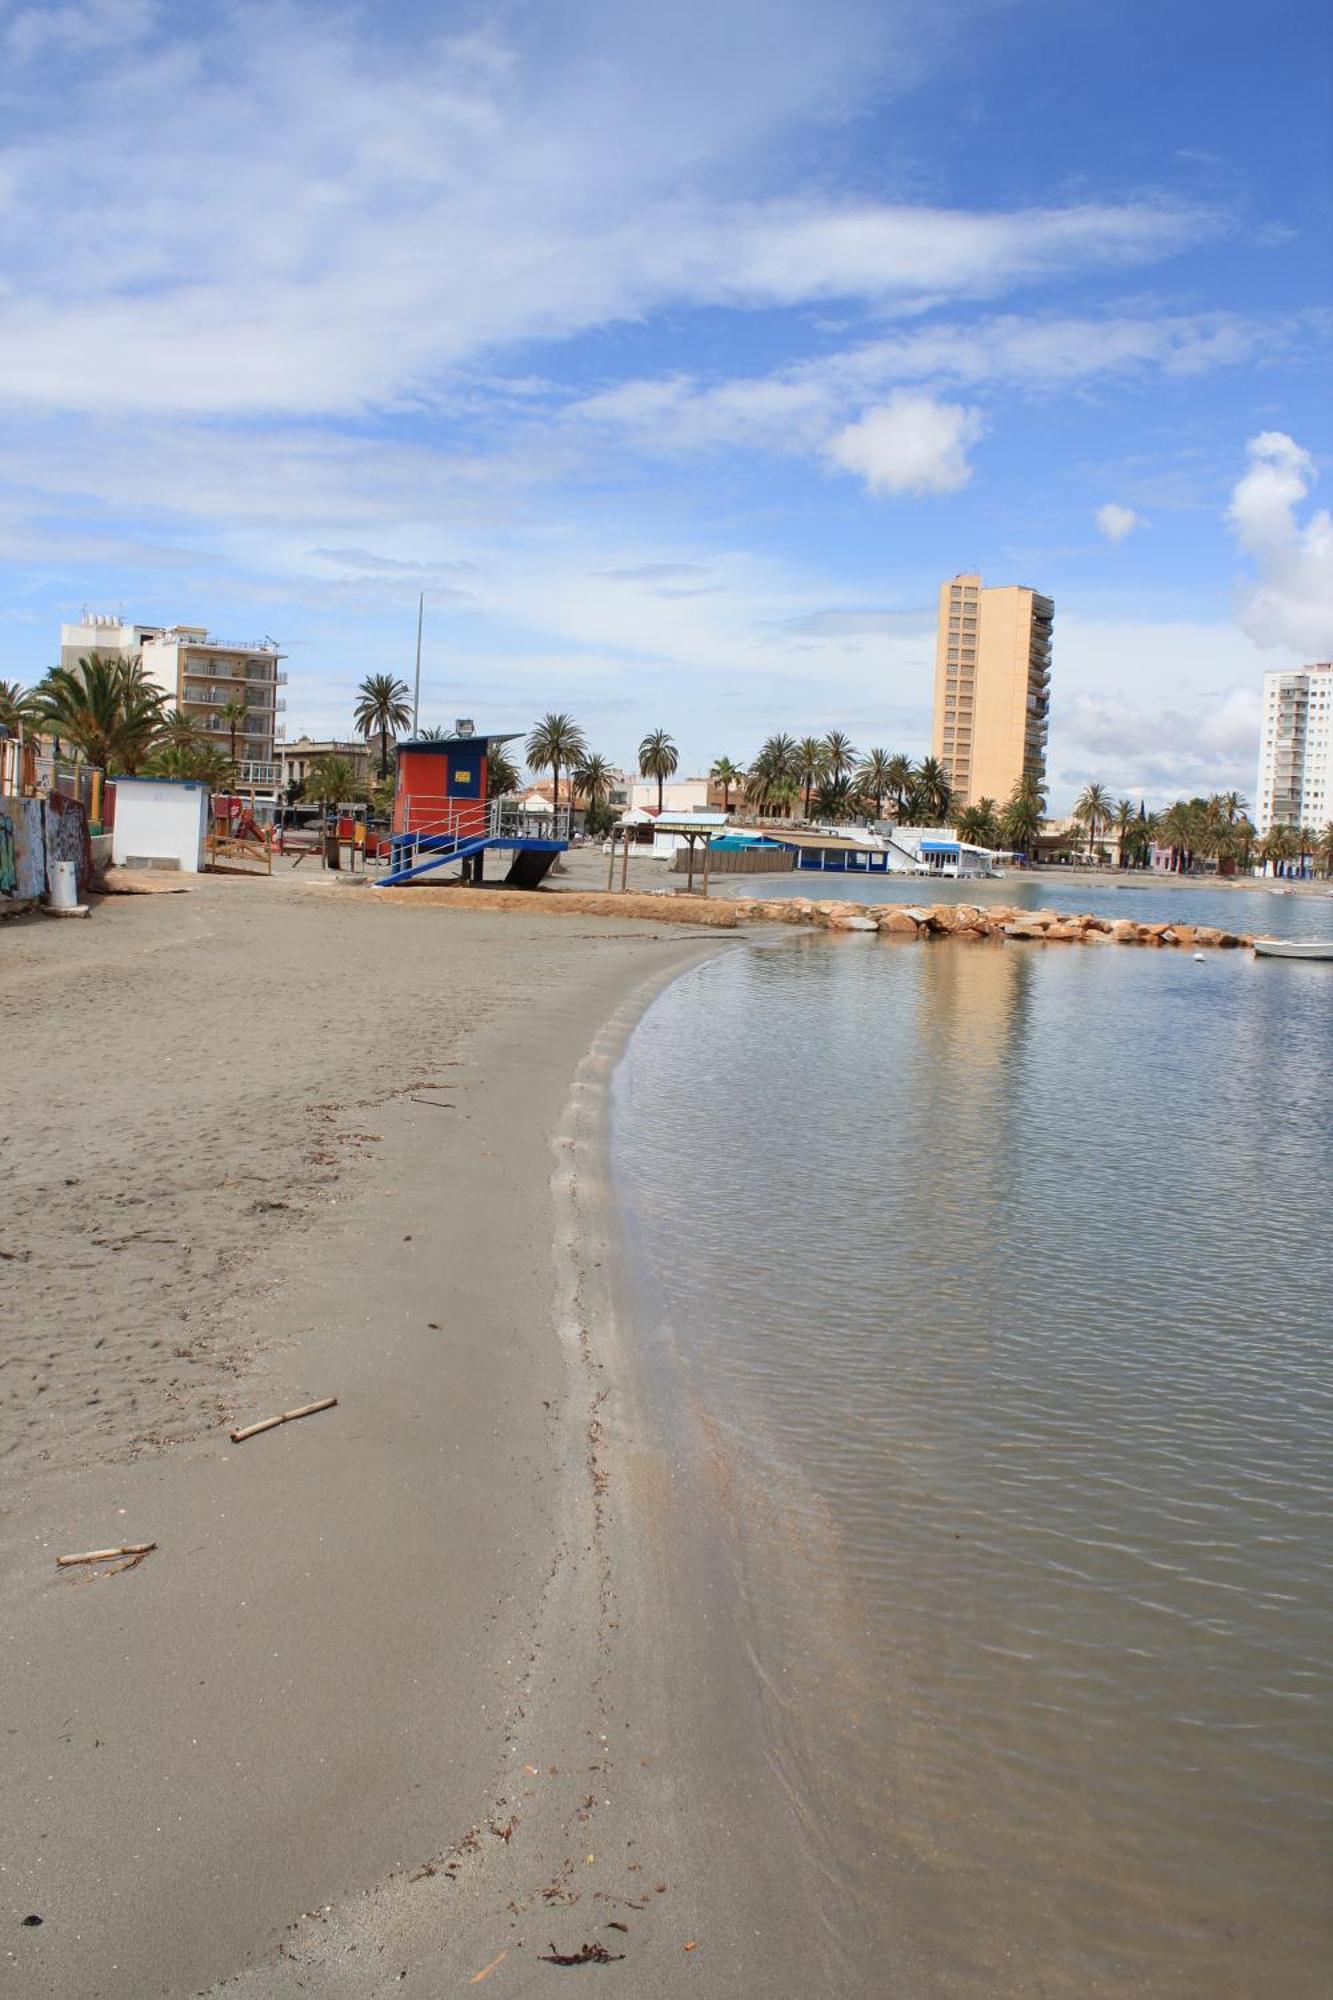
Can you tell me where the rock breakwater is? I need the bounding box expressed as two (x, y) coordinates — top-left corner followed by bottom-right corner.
(736, 898), (1253, 949)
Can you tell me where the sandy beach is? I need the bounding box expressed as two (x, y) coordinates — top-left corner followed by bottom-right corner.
(1, 870), (869, 1999)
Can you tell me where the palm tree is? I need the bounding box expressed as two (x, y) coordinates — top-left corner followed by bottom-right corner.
(1110, 797), (1137, 870)
(305, 753), (360, 808)
(487, 742), (522, 797)
(956, 798), (1000, 848)
(574, 751), (614, 807)
(1157, 799), (1200, 873)
(823, 730), (858, 782)
(416, 724), (447, 741)
(885, 753), (914, 817)
(35, 654), (166, 774)
(147, 738), (236, 786)
(1073, 782), (1114, 862)
(745, 734), (800, 816)
(353, 673), (412, 779)
(1000, 773), (1046, 859)
(527, 712), (587, 823)
(1315, 822), (1333, 880)
(795, 736), (827, 818)
(855, 749), (893, 821)
(0, 680), (40, 734)
(638, 728), (679, 812)
(1258, 823), (1296, 878)
(908, 756), (955, 825)
(812, 774), (857, 822)
(214, 699), (250, 769)
(710, 756), (743, 812)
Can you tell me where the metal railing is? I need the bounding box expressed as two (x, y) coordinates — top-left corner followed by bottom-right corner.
(489, 798), (571, 840)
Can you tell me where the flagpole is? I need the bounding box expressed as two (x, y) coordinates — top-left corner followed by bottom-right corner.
(412, 592), (424, 734)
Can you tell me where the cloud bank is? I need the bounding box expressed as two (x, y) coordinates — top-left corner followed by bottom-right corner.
(1227, 433), (1333, 656)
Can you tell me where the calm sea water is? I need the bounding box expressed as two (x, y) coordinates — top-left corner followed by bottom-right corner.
(612, 927), (1333, 1995)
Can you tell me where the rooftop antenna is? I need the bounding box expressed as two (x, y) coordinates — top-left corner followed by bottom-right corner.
(412, 591), (424, 735)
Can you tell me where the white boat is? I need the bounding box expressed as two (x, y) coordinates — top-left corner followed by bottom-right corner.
(1253, 937), (1333, 960)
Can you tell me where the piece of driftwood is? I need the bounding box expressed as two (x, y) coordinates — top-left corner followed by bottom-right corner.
(230, 1396), (337, 1444)
(57, 1542), (156, 1567)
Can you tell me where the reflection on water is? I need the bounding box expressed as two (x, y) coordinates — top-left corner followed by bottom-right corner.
(613, 936), (1333, 1996)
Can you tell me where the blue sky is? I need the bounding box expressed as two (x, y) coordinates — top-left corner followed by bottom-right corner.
(1, 0), (1329, 805)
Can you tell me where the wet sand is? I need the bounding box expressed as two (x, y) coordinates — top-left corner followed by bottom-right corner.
(1, 872), (855, 1997)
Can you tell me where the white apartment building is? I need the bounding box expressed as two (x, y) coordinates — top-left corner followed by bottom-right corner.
(59, 613), (160, 671)
(59, 614), (287, 798)
(1255, 663), (1333, 834)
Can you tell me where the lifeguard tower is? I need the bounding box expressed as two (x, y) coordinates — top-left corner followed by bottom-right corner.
(376, 722), (570, 889)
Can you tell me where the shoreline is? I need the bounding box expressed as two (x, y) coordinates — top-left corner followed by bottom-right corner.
(5, 876), (793, 1996)
(213, 923), (858, 1995)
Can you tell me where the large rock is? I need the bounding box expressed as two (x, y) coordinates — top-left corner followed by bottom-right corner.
(1004, 920), (1048, 940)
(878, 908), (923, 935)
(96, 868), (192, 895)
(827, 912), (878, 932)
(1109, 919), (1140, 941)
(1044, 921), (1082, 940)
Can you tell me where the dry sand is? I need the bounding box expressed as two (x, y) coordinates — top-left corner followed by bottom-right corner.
(1, 871), (855, 1997)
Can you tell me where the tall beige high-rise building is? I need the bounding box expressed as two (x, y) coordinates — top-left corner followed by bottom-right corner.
(930, 573), (1053, 809)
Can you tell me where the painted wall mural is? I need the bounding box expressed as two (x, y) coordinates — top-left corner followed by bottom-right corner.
(0, 796), (47, 902)
(44, 791), (92, 894)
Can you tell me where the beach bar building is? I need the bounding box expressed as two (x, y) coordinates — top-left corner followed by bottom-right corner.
(378, 725), (569, 889)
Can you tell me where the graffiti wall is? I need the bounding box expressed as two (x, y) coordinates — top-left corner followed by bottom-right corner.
(44, 791), (92, 896)
(0, 797), (46, 902)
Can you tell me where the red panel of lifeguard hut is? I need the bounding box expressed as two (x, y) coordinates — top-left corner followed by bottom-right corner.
(393, 729), (490, 843)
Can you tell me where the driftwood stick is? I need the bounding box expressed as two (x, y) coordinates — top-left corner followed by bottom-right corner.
(230, 1396), (338, 1444)
(57, 1542), (156, 1567)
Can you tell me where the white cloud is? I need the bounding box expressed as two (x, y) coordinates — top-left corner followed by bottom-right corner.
(826, 393), (984, 496)
(0, 3), (1222, 418)
(1095, 502), (1145, 542)
(1227, 432), (1333, 655)
(3, 0), (155, 62)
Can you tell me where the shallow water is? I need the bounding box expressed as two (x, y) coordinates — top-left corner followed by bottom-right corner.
(613, 931), (1333, 1995)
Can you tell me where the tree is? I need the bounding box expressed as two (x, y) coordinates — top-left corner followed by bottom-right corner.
(1157, 799), (1200, 873)
(885, 753), (914, 816)
(305, 754), (360, 809)
(1316, 822), (1333, 879)
(1111, 797), (1137, 870)
(1258, 823), (1296, 877)
(823, 730), (858, 782)
(812, 774), (857, 822)
(637, 728), (678, 812)
(956, 798), (999, 848)
(214, 699), (250, 769)
(855, 749), (893, 821)
(0, 680), (40, 734)
(353, 673), (412, 779)
(710, 756), (743, 812)
(527, 712), (587, 823)
(487, 742), (522, 797)
(1073, 782), (1114, 861)
(745, 735), (797, 815)
(35, 653), (166, 774)
(147, 739), (236, 786)
(1000, 773), (1046, 859)
(907, 756), (954, 825)
(574, 751), (614, 821)
(795, 736), (827, 818)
